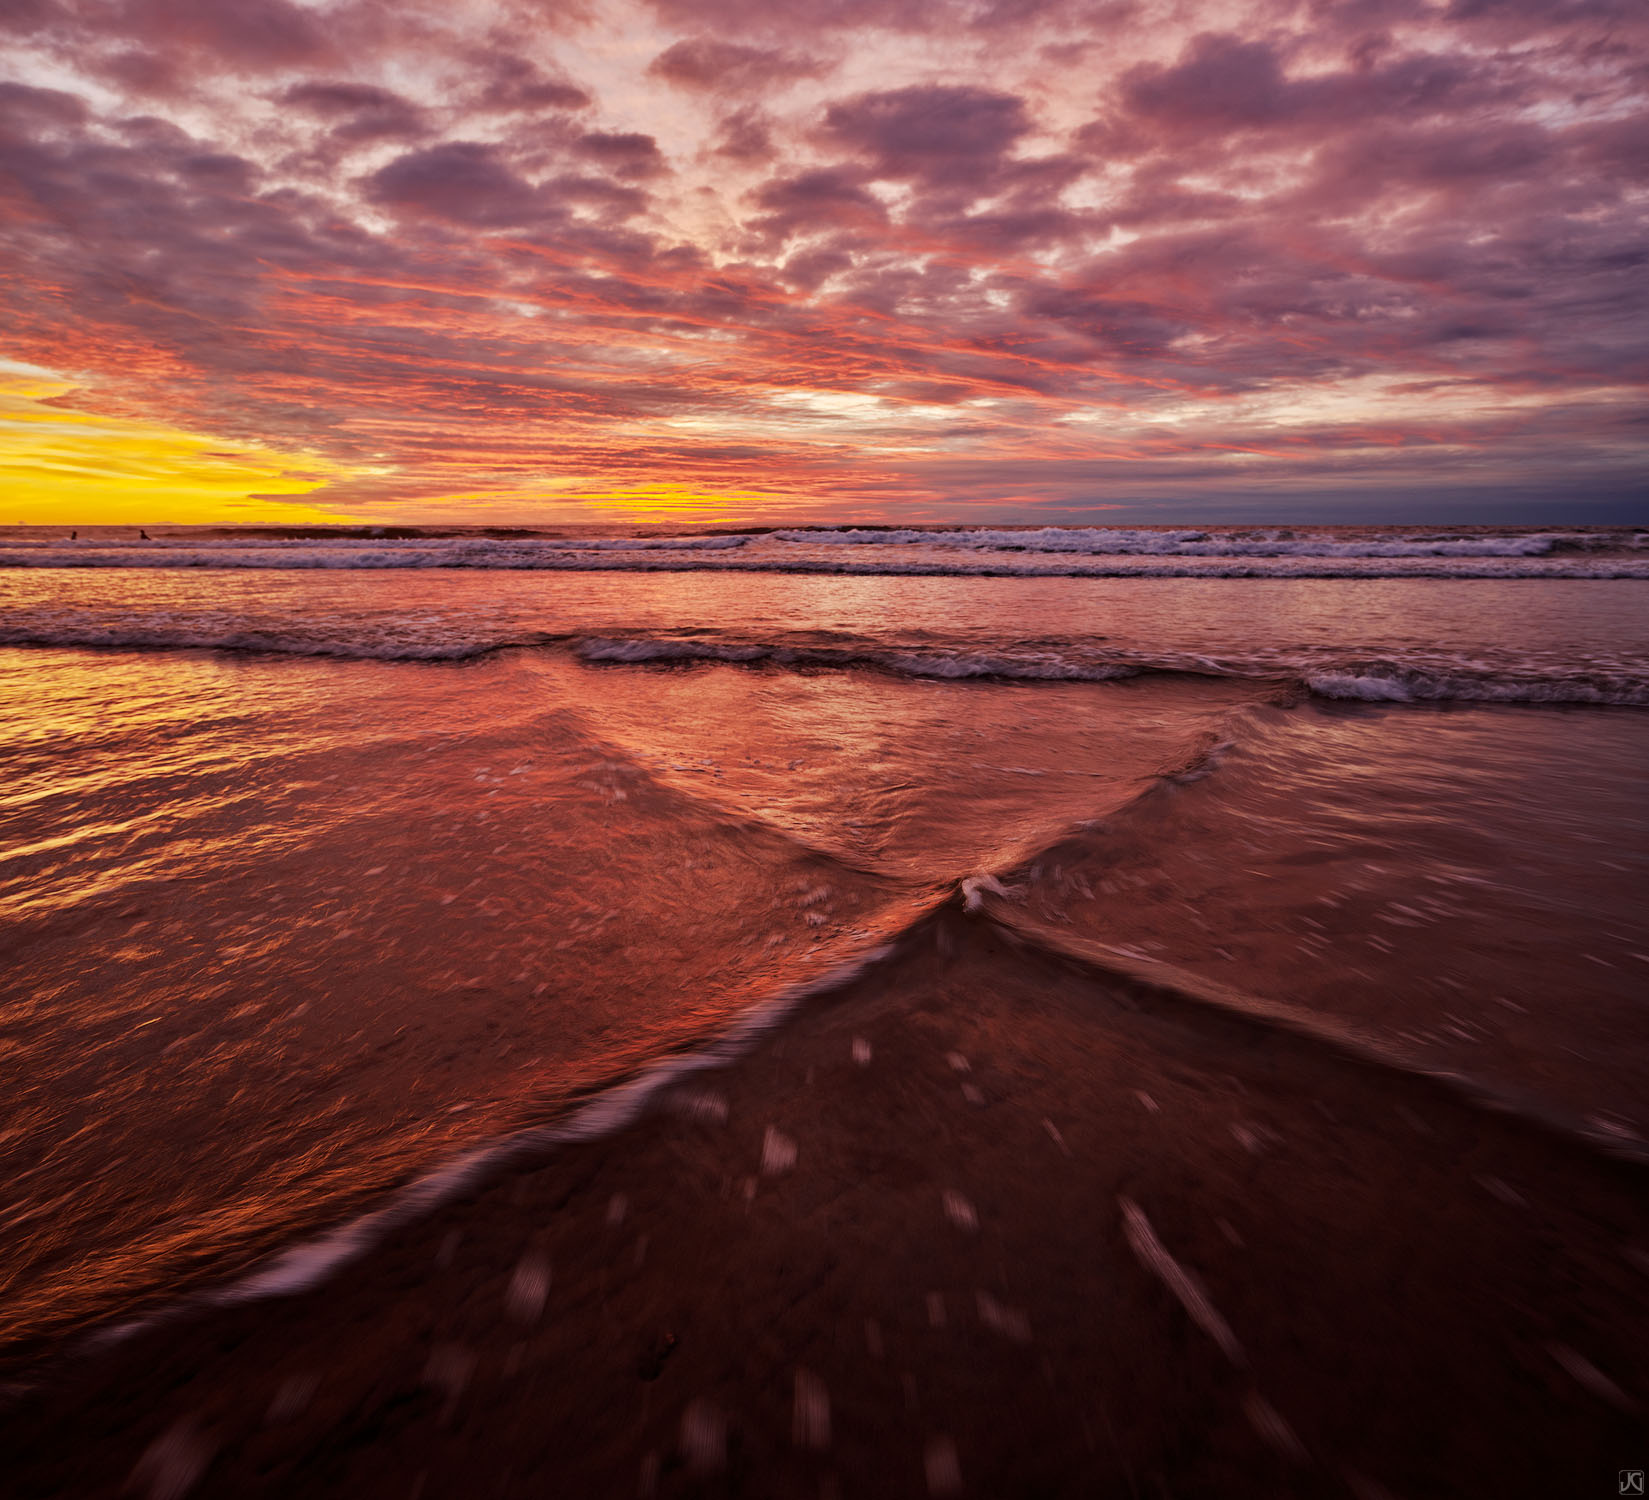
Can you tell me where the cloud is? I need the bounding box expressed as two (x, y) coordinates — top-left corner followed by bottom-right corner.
(0, 0), (65, 34)
(466, 50), (592, 113)
(0, 80), (89, 128)
(87, 0), (331, 84)
(363, 142), (554, 226)
(1116, 31), (1514, 146)
(822, 84), (1030, 185)
(573, 130), (666, 179)
(125, 0), (327, 66)
(279, 80), (427, 142)
(711, 105), (775, 161)
(649, 37), (826, 93)
(0, 0), (1642, 522)
(749, 167), (885, 245)
(638, 0), (1070, 36)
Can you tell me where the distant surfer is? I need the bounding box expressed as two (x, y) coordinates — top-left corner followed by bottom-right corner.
(69, 530), (76, 541)
(139, 529), (149, 540)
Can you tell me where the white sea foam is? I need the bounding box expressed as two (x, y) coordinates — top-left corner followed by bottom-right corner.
(6, 621), (1646, 705)
(4, 526), (1647, 579)
(1302, 665), (1649, 705)
(1119, 1196), (1245, 1366)
(533, 535), (748, 552)
(0, 533), (750, 572)
(575, 636), (1139, 682)
(578, 636), (1649, 705)
(772, 525), (1636, 559)
(77, 930), (913, 1350)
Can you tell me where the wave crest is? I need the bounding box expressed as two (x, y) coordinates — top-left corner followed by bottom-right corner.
(772, 525), (1647, 560)
(5, 526), (1647, 580)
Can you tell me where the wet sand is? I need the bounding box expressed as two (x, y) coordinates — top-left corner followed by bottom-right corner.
(6, 907), (1644, 1500)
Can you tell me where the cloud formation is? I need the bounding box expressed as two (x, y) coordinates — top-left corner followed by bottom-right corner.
(1, 0), (1644, 521)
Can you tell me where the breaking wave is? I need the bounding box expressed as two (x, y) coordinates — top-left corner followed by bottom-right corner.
(0, 533), (751, 570)
(577, 636), (1649, 706)
(771, 525), (1647, 559)
(66, 853), (1649, 1369)
(4, 525), (1648, 579)
(4, 619), (1645, 707)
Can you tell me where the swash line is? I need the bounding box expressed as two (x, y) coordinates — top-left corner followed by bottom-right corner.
(973, 898), (1649, 1170)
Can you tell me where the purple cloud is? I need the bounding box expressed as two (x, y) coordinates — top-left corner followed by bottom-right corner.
(364, 142), (553, 227)
(466, 51), (592, 113)
(822, 85), (1030, 184)
(280, 81), (426, 142)
(650, 37), (825, 93)
(1, 0), (1642, 520)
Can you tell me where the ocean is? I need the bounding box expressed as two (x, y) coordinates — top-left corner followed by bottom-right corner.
(2, 521), (1646, 1385)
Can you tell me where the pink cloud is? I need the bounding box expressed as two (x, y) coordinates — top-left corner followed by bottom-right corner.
(0, 0), (1643, 519)
(649, 37), (826, 93)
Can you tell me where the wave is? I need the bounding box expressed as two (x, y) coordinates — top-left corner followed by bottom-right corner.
(67, 910), (941, 1364)
(575, 635), (1142, 682)
(772, 525), (1647, 559)
(1297, 663), (1649, 706)
(58, 854), (1646, 1378)
(564, 635), (1649, 707)
(0, 534), (750, 571)
(5, 527), (1648, 579)
(0, 622), (568, 661)
(6, 623), (1646, 706)
(974, 899), (1649, 1168)
(0, 533), (751, 557)
(574, 636), (1649, 706)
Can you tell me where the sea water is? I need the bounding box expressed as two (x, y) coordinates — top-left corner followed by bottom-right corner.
(2, 524), (1645, 1363)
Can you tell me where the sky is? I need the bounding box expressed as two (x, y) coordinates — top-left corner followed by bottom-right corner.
(1, 0), (1645, 527)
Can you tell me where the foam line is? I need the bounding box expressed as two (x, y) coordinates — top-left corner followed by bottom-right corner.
(66, 903), (951, 1364)
(1119, 1198), (1246, 1367)
(772, 525), (1609, 559)
(6, 627), (1643, 706)
(5, 526), (1648, 582)
(975, 900), (1649, 1169)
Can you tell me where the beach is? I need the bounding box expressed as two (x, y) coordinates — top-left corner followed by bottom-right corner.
(10, 0), (1649, 1480)
(2, 528), (1646, 1497)
(6, 903), (1645, 1499)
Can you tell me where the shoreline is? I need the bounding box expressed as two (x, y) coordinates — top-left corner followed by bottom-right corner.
(6, 908), (1644, 1499)
(8, 558), (1649, 580)
(5, 924), (921, 1385)
(25, 882), (1641, 1389)
(6, 522), (1646, 541)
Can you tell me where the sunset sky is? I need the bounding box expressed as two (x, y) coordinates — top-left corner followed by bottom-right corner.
(2, 0), (1644, 526)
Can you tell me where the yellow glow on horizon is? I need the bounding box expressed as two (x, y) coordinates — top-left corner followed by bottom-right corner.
(0, 370), (359, 526)
(580, 482), (772, 521)
(409, 480), (782, 524)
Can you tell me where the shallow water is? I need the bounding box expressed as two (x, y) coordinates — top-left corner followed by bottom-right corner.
(1002, 700), (1649, 1131)
(1, 562), (1646, 1362)
(3, 565), (1648, 702)
(3, 521), (1646, 581)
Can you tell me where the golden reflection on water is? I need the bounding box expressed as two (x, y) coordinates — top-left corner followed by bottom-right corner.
(1, 565), (1646, 1364)
(0, 642), (1256, 1356)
